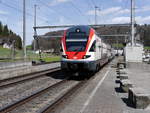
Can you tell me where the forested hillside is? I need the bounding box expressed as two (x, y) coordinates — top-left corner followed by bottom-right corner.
(138, 24), (150, 46)
(0, 21), (22, 49)
(32, 24), (150, 52)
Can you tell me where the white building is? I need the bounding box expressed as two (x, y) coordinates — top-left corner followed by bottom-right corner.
(3, 43), (12, 49)
(125, 43), (144, 62)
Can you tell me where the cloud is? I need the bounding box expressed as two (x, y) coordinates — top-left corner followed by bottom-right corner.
(0, 17), (8, 24)
(49, 0), (71, 6)
(137, 6), (150, 12)
(58, 16), (66, 25)
(0, 10), (8, 15)
(111, 16), (150, 24)
(87, 7), (130, 16)
(111, 16), (130, 23)
(136, 16), (150, 24)
(87, 5), (150, 17)
(116, 0), (123, 2)
(117, 9), (130, 15)
(101, 7), (122, 15)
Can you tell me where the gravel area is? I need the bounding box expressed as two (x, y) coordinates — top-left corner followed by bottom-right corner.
(0, 75), (61, 111)
(8, 81), (79, 113)
(0, 68), (60, 88)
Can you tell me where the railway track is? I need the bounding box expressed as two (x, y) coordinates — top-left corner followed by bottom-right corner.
(0, 62), (109, 113)
(32, 61), (60, 66)
(0, 79), (80, 113)
(0, 67), (60, 89)
(42, 64), (109, 113)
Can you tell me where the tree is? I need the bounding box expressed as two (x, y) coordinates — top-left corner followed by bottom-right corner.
(0, 22), (2, 35)
(0, 22), (22, 49)
(15, 35), (22, 49)
(3, 25), (9, 36)
(9, 30), (14, 35)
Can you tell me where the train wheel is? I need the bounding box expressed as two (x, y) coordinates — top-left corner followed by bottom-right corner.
(96, 65), (99, 72)
(98, 64), (101, 71)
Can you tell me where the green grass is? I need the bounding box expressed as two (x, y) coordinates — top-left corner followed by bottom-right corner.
(0, 46), (60, 62)
(41, 56), (61, 62)
(112, 43), (124, 48)
(144, 46), (150, 50)
(26, 45), (32, 50)
(0, 46), (11, 58)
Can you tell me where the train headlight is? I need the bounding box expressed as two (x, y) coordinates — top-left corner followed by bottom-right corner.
(62, 55), (68, 59)
(76, 28), (80, 32)
(83, 55), (91, 59)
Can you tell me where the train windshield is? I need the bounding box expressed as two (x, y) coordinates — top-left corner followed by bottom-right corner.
(66, 41), (87, 52)
(67, 32), (88, 40)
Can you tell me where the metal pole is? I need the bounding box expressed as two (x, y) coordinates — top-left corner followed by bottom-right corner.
(34, 4), (37, 51)
(95, 6), (98, 25)
(117, 37), (119, 55)
(131, 0), (135, 46)
(34, 5), (37, 29)
(23, 0), (26, 58)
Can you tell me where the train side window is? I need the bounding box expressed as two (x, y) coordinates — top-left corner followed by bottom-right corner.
(89, 40), (96, 52)
(98, 46), (101, 51)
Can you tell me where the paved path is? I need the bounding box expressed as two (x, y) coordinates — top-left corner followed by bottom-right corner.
(52, 60), (150, 113)
(127, 62), (150, 93)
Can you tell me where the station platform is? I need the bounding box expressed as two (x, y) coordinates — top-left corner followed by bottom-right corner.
(0, 61), (31, 70)
(52, 59), (150, 113)
(0, 62), (60, 80)
(80, 60), (150, 113)
(126, 62), (150, 93)
(121, 62), (150, 109)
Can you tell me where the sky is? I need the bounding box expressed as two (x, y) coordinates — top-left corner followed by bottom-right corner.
(0, 0), (150, 45)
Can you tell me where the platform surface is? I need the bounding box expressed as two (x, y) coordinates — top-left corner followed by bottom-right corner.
(0, 62), (60, 80)
(127, 62), (150, 93)
(53, 59), (150, 113)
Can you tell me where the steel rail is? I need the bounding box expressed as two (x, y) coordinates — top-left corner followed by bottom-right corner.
(0, 79), (68, 113)
(0, 67), (60, 89)
(42, 63), (110, 113)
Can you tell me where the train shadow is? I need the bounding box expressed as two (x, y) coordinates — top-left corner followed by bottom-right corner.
(46, 70), (67, 80)
(68, 71), (95, 81)
(68, 61), (109, 81)
(46, 70), (94, 81)
(46, 60), (110, 81)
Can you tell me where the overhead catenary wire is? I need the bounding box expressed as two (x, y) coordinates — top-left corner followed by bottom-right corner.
(0, 1), (51, 24)
(86, 0), (94, 9)
(90, 0), (96, 8)
(37, 0), (92, 24)
(69, 1), (91, 24)
(36, 0), (74, 24)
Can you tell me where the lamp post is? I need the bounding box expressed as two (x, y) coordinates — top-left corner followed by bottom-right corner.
(23, 0), (26, 59)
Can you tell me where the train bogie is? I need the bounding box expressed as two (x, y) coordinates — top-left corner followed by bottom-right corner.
(61, 61), (98, 72)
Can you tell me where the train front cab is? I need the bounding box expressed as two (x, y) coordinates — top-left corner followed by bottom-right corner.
(60, 26), (99, 73)
(60, 26), (110, 73)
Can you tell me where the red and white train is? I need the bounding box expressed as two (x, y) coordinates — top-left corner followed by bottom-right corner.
(60, 25), (113, 72)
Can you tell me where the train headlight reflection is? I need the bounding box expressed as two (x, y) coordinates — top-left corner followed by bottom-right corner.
(83, 55), (91, 59)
